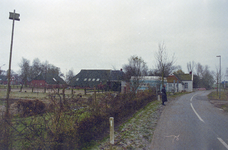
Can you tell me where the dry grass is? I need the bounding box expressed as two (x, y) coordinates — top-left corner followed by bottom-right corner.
(208, 90), (228, 100)
(208, 90), (228, 112)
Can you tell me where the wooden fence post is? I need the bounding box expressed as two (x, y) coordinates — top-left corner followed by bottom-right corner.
(84, 88), (86, 95)
(63, 88), (65, 104)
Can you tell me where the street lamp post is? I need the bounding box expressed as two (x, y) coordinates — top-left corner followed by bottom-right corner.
(6, 10), (20, 117)
(216, 55), (221, 99)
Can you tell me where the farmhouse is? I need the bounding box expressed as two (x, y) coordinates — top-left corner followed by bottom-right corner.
(69, 69), (124, 91)
(30, 73), (66, 88)
(166, 75), (183, 93)
(130, 73), (193, 93)
(174, 73), (193, 92)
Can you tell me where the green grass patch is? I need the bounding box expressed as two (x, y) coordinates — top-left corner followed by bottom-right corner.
(208, 91), (228, 100)
(0, 91), (48, 99)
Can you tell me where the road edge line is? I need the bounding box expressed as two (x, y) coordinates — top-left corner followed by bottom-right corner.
(190, 103), (205, 123)
(217, 137), (228, 149)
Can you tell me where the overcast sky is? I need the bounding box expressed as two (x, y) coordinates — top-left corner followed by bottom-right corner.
(0, 0), (227, 79)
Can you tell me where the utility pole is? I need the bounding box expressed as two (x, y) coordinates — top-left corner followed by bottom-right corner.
(6, 10), (20, 117)
(216, 55), (221, 99)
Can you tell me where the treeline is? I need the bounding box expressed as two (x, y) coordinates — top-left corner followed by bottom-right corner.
(19, 58), (64, 86)
(122, 55), (215, 90)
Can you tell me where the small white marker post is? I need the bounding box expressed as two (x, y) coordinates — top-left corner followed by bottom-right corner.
(110, 117), (114, 149)
(158, 95), (160, 101)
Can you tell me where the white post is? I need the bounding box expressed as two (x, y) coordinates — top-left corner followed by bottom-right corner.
(158, 95), (160, 101)
(110, 117), (114, 145)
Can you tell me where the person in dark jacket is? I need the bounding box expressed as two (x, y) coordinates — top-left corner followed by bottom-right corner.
(162, 85), (167, 105)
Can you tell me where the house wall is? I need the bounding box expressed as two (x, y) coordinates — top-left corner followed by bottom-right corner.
(182, 81), (193, 92)
(30, 80), (65, 88)
(167, 83), (183, 93)
(30, 80), (46, 88)
(121, 81), (130, 94)
(130, 76), (166, 92)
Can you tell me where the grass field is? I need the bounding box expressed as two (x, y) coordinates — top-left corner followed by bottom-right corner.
(208, 90), (228, 100)
(208, 90), (228, 112)
(0, 87), (89, 100)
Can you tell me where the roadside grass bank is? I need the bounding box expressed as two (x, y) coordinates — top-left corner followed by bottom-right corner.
(91, 92), (189, 150)
(208, 90), (228, 112)
(91, 100), (161, 150)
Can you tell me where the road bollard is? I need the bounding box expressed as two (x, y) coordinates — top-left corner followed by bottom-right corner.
(158, 95), (160, 101)
(110, 117), (114, 149)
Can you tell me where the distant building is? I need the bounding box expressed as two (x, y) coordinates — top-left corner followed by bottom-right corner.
(130, 76), (167, 92)
(166, 75), (183, 93)
(30, 74), (66, 88)
(69, 69), (124, 92)
(174, 73), (193, 92)
(130, 73), (193, 93)
(0, 75), (19, 85)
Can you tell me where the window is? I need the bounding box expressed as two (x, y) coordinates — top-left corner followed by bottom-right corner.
(88, 78), (91, 81)
(84, 78), (87, 81)
(92, 78), (95, 81)
(184, 83), (188, 89)
(96, 78), (100, 81)
(76, 78), (79, 81)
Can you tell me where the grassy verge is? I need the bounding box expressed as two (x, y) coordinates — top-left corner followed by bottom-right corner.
(208, 90), (228, 100)
(90, 100), (162, 150)
(208, 90), (228, 112)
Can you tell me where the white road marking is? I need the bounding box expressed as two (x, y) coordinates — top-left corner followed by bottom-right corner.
(165, 134), (180, 143)
(217, 137), (228, 149)
(190, 93), (228, 149)
(190, 93), (198, 102)
(190, 103), (205, 123)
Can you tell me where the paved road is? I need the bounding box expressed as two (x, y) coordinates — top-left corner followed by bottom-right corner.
(150, 91), (228, 150)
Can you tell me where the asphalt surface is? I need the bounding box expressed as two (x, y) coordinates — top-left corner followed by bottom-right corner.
(150, 91), (228, 150)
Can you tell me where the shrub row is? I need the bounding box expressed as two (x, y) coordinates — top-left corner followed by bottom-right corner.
(76, 88), (156, 148)
(1, 88), (156, 149)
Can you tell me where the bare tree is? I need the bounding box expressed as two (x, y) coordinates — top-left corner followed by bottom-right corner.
(155, 42), (176, 85)
(201, 65), (214, 89)
(123, 55), (148, 93)
(19, 58), (30, 87)
(187, 61), (195, 73)
(195, 63), (204, 79)
(66, 69), (74, 84)
(173, 69), (185, 75)
(212, 66), (220, 95)
(30, 58), (42, 79)
(195, 63), (214, 89)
